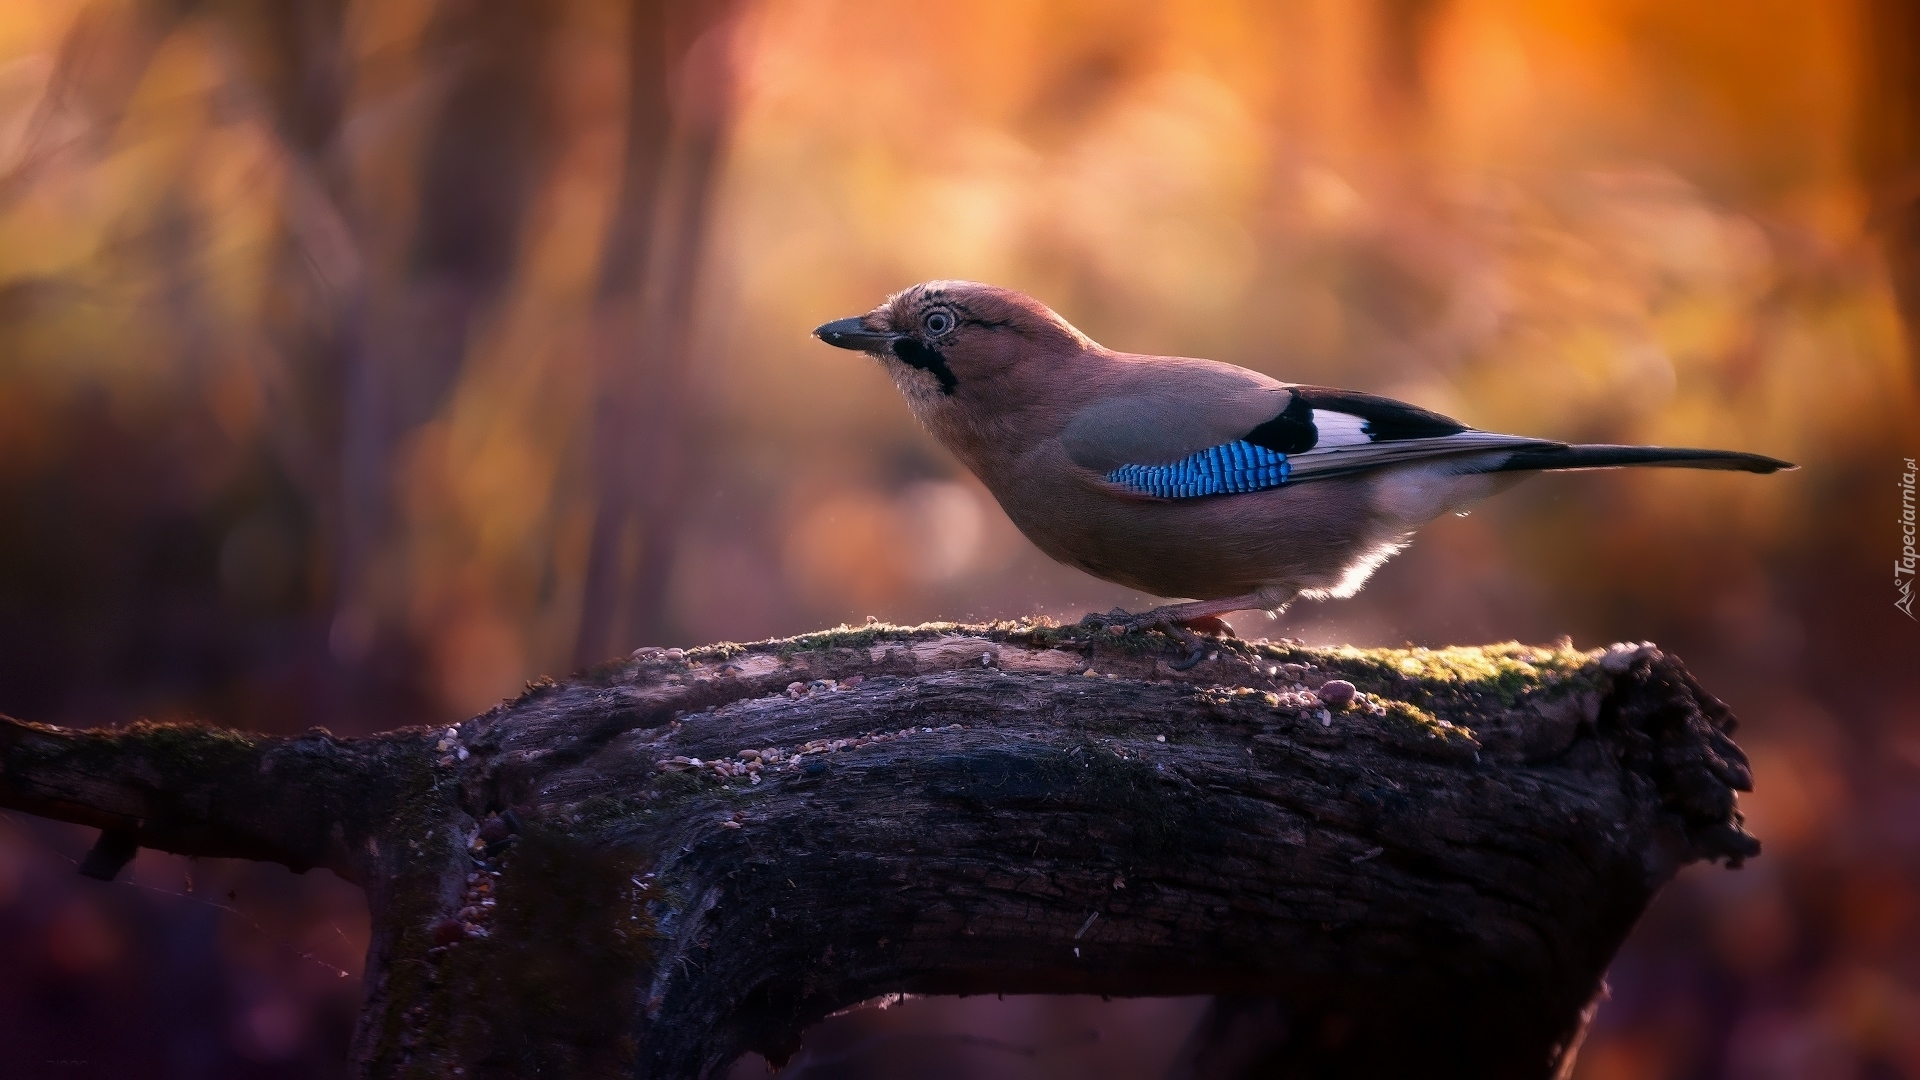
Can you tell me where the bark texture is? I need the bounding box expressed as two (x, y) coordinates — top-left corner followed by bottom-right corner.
(0, 622), (1758, 1079)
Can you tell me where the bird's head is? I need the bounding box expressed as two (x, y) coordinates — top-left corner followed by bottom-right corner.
(813, 281), (1094, 406)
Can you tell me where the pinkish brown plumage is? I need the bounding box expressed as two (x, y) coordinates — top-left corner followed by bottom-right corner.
(815, 281), (1792, 648)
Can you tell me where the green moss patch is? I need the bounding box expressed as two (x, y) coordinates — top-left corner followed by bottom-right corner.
(7, 718), (264, 777)
(1257, 641), (1603, 722)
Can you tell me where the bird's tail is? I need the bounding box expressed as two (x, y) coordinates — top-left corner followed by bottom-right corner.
(1489, 444), (1795, 474)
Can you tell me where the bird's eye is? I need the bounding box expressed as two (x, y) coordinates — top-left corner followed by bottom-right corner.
(923, 309), (955, 336)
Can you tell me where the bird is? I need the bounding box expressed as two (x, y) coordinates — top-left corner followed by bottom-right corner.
(814, 281), (1794, 665)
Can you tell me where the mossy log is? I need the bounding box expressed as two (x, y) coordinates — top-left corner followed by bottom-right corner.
(0, 622), (1758, 1079)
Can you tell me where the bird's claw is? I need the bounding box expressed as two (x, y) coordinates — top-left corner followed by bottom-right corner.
(1077, 607), (1137, 632)
(1077, 609), (1217, 670)
(1156, 619), (1214, 671)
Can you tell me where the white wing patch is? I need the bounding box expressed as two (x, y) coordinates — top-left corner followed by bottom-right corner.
(1307, 409), (1371, 448)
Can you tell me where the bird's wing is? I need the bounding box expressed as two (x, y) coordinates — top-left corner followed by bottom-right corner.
(1054, 361), (1293, 472)
(1063, 384), (1562, 498)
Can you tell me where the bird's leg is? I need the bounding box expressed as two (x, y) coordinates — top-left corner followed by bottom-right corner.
(1079, 593), (1287, 671)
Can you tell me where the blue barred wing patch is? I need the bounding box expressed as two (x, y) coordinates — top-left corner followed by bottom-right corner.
(1105, 440), (1291, 498)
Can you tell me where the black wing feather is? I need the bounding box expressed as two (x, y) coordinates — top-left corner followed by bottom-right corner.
(1100, 384), (1554, 497)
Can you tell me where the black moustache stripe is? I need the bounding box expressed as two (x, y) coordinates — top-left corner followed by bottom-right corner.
(892, 338), (958, 394)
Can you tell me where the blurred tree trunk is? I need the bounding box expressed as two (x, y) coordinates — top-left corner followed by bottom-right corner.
(575, 0), (741, 666)
(219, 0), (561, 714)
(333, 0), (558, 680)
(1858, 0), (1920, 372)
(12, 0), (739, 708)
(0, 627), (1759, 1079)
(1375, 0), (1443, 115)
(23, 0), (563, 715)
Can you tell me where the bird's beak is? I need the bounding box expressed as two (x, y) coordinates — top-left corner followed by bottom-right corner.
(813, 316), (898, 353)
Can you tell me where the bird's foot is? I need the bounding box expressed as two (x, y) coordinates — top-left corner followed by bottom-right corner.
(1180, 615), (1236, 638)
(1075, 606), (1133, 631)
(1077, 607), (1235, 671)
(1160, 620), (1214, 671)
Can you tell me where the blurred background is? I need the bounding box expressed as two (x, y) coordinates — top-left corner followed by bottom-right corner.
(0, 0), (1915, 1075)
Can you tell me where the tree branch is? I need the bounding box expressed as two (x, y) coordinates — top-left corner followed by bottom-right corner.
(0, 716), (432, 883)
(0, 623), (1757, 1079)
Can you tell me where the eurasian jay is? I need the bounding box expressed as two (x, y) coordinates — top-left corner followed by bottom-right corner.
(815, 281), (1792, 658)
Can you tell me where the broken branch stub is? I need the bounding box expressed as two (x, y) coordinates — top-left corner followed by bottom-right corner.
(0, 624), (1756, 1079)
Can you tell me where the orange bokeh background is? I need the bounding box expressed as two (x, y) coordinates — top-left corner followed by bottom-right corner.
(0, 0), (1916, 1075)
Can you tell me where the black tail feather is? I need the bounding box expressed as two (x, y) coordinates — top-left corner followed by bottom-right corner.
(1491, 444), (1796, 474)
